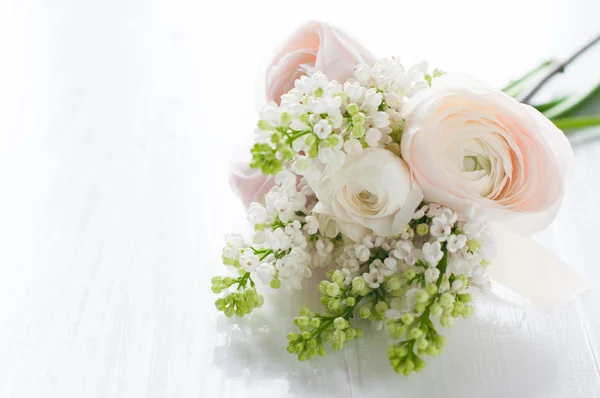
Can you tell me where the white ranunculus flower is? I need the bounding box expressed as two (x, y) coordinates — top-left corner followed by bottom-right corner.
(401, 73), (574, 235)
(306, 148), (423, 242)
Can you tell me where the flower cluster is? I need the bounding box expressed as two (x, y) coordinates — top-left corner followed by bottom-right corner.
(251, 58), (430, 179)
(212, 21), (576, 378)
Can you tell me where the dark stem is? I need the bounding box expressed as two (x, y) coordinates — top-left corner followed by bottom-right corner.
(520, 33), (600, 104)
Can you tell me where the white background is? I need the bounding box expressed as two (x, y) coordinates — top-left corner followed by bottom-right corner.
(0, 1), (599, 397)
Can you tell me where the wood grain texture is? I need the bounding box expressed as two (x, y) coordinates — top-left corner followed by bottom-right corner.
(0, 1), (598, 397)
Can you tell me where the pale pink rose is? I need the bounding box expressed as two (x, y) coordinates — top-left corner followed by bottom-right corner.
(265, 21), (376, 104)
(401, 73), (574, 235)
(228, 162), (274, 209)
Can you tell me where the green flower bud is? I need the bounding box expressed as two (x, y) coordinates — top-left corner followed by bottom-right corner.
(404, 269), (416, 280)
(304, 134), (317, 146)
(310, 317), (321, 328)
(345, 328), (357, 339)
(440, 314), (454, 327)
(467, 239), (482, 253)
(430, 302), (443, 316)
(224, 306), (235, 317)
(416, 337), (429, 350)
(352, 277), (366, 292)
(306, 338), (317, 350)
(351, 124), (365, 138)
(257, 120), (271, 131)
(222, 277), (234, 287)
(326, 135), (340, 148)
(326, 282), (341, 297)
(463, 305), (475, 318)
(270, 278), (281, 289)
(298, 352), (309, 361)
(333, 329), (346, 343)
(345, 296), (356, 307)
(387, 277), (402, 291)
(416, 290), (429, 303)
(351, 113), (365, 125)
(346, 103), (360, 115)
(401, 313), (414, 325)
(211, 285), (223, 294)
(409, 327), (424, 339)
(359, 306), (372, 319)
(416, 223), (429, 236)
(332, 270), (345, 286)
(299, 113), (310, 124)
(375, 301), (388, 314)
(414, 303), (426, 313)
(426, 284), (438, 296)
(302, 331), (311, 340)
(317, 347), (327, 357)
(328, 298), (341, 310)
(458, 293), (472, 303)
(333, 317), (347, 330)
(211, 276), (223, 286)
(355, 328), (364, 338)
(308, 145), (319, 158)
(439, 292), (455, 309)
(296, 316), (310, 327)
(215, 298), (227, 311)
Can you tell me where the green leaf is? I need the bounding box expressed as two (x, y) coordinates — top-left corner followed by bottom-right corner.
(502, 59), (555, 97)
(543, 82), (600, 119)
(552, 116), (600, 132)
(533, 96), (568, 113)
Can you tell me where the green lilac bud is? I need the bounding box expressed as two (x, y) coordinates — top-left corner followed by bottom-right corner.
(434, 335), (446, 347)
(375, 301), (388, 314)
(211, 276), (223, 286)
(467, 239), (482, 252)
(326, 283), (341, 297)
(347, 103), (360, 115)
(333, 317), (347, 330)
(401, 313), (414, 325)
(224, 306), (235, 317)
(416, 336), (429, 350)
(215, 298), (227, 311)
(345, 328), (357, 339)
(304, 134), (317, 146)
(387, 277), (402, 291)
(332, 270), (344, 286)
(211, 285), (223, 294)
(454, 301), (465, 313)
(426, 284), (438, 296)
(409, 327), (424, 339)
(299, 307), (311, 317)
(326, 135), (340, 148)
(308, 145), (319, 158)
(439, 292), (455, 309)
(318, 281), (329, 294)
(351, 124), (365, 138)
(430, 302), (443, 316)
(317, 347), (327, 356)
(296, 316), (310, 327)
(352, 277), (366, 292)
(257, 120), (271, 131)
(414, 303), (426, 314)
(416, 290), (429, 303)
(270, 132), (283, 144)
(404, 269), (416, 280)
(440, 314), (454, 327)
(301, 331), (311, 340)
(355, 328), (364, 338)
(416, 223), (429, 236)
(299, 113), (309, 124)
(359, 306), (371, 319)
(458, 293), (471, 303)
(463, 305), (475, 317)
(310, 317), (321, 328)
(222, 277), (234, 287)
(345, 296), (356, 307)
(270, 278), (281, 289)
(351, 113), (365, 125)
(287, 332), (300, 341)
(328, 298), (341, 310)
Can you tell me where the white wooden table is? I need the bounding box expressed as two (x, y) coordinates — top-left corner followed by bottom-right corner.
(0, 1), (599, 397)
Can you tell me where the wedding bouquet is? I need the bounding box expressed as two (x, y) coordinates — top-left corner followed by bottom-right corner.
(211, 21), (594, 376)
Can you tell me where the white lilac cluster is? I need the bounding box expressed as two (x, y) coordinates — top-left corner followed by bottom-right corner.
(250, 58), (431, 178)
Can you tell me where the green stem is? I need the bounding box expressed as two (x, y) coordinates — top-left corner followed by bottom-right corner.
(552, 116), (600, 132)
(286, 130), (312, 144)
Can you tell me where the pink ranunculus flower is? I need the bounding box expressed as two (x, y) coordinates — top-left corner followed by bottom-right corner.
(231, 21), (376, 209)
(265, 21), (377, 104)
(401, 73), (574, 235)
(229, 162), (274, 209)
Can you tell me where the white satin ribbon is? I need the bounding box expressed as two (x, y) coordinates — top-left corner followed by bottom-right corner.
(487, 222), (589, 310)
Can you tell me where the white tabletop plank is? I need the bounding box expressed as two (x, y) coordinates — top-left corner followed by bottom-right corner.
(0, 1), (599, 397)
